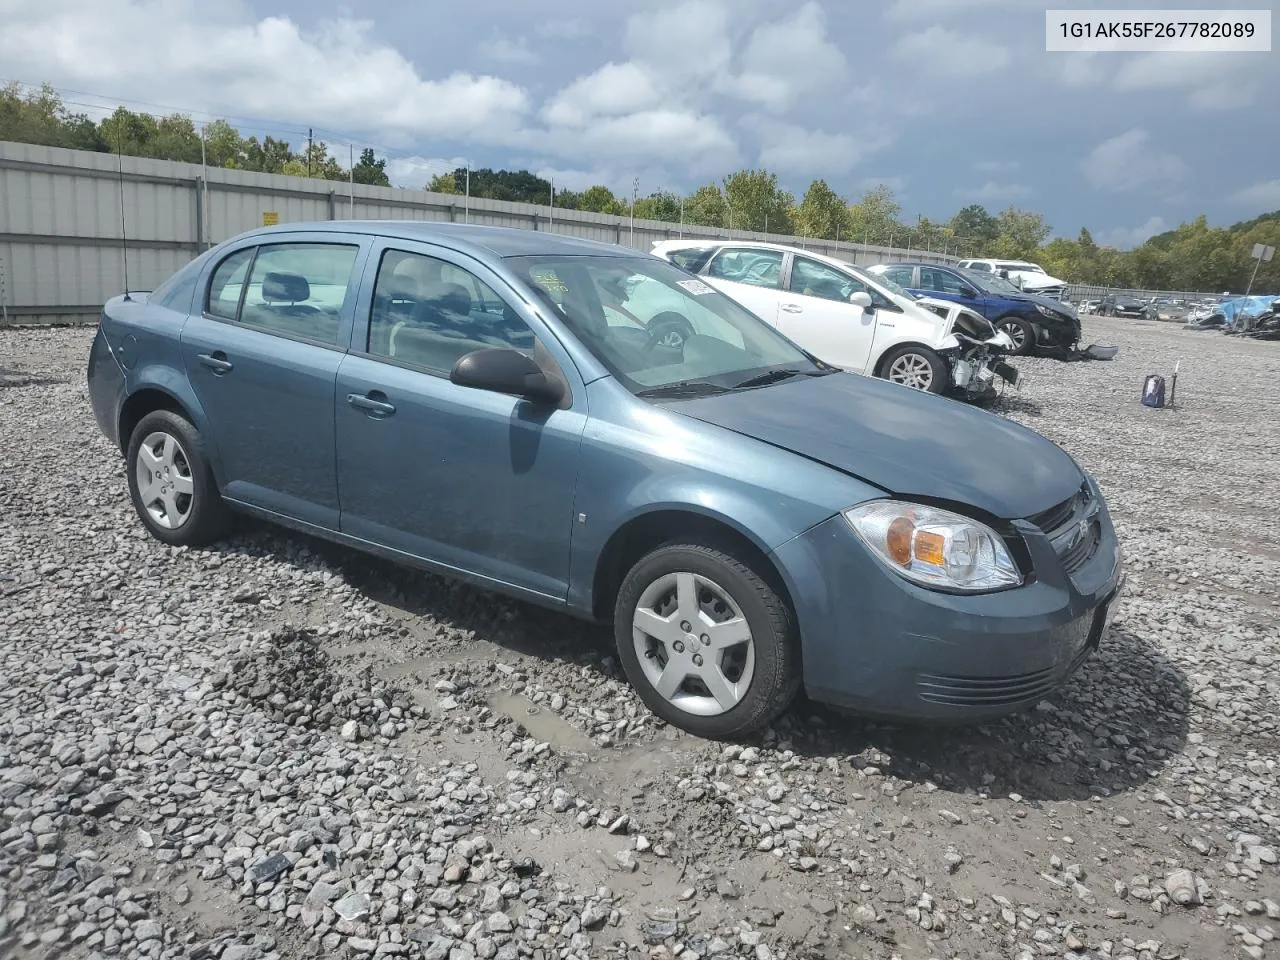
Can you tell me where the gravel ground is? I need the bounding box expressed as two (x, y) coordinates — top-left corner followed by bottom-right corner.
(1, 316), (1277, 960)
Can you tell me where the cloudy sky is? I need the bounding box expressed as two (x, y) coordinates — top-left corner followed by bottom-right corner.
(2, 0), (1277, 247)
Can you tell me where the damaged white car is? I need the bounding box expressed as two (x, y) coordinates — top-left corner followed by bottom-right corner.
(650, 239), (1018, 400)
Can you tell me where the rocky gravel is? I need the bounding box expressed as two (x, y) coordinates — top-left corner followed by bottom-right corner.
(1, 316), (1277, 960)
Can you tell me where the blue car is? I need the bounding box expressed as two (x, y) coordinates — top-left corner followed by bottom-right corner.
(87, 222), (1123, 739)
(868, 262), (1082, 357)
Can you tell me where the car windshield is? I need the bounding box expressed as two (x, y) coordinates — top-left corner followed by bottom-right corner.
(960, 268), (1023, 295)
(505, 254), (825, 394)
(853, 264), (916, 299)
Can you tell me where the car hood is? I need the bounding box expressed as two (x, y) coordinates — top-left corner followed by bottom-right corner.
(667, 373), (1084, 521)
(992, 288), (1077, 320)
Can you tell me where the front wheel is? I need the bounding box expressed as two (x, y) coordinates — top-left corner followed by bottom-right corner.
(878, 345), (948, 394)
(614, 543), (800, 740)
(996, 316), (1036, 355)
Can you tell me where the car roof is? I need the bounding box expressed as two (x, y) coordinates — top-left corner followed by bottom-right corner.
(652, 238), (864, 273)
(871, 261), (963, 271)
(238, 220), (644, 259)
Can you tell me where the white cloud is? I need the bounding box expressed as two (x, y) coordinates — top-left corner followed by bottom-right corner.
(890, 26), (1011, 77)
(975, 159), (1019, 174)
(622, 0), (733, 83)
(388, 155), (471, 189)
(541, 62), (662, 127)
(0, 0), (530, 146)
(1081, 128), (1187, 193)
(732, 3), (849, 112)
(955, 181), (1032, 202)
(1057, 52), (1107, 88)
(1231, 179), (1280, 209)
(751, 121), (891, 177)
(542, 109), (740, 174)
(1114, 52), (1266, 109)
(1099, 216), (1166, 250)
(884, 0), (1022, 21)
(478, 36), (539, 66)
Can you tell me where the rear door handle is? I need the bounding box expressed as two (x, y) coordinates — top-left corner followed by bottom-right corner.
(347, 392), (396, 418)
(197, 352), (233, 374)
(780, 303), (803, 313)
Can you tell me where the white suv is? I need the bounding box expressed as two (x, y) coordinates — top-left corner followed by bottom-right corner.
(958, 259), (1067, 300)
(651, 239), (1017, 398)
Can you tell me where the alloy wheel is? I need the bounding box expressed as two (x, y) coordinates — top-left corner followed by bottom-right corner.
(135, 431), (195, 529)
(886, 353), (936, 391)
(631, 571), (755, 717)
(999, 321), (1027, 350)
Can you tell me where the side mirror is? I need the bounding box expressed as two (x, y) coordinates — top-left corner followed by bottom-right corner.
(848, 290), (873, 310)
(450, 348), (564, 405)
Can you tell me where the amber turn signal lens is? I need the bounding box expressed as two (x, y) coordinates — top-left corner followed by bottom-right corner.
(914, 531), (946, 566)
(886, 516), (914, 566)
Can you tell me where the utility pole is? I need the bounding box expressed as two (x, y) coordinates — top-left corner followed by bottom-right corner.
(549, 178), (554, 228)
(199, 124), (209, 250)
(630, 176), (639, 246)
(348, 144), (354, 219)
(307, 128), (313, 177)
(464, 163), (471, 224)
(679, 196), (684, 238)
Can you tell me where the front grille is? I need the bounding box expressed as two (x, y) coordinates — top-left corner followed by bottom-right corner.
(917, 667), (1058, 707)
(1027, 481), (1101, 574)
(1059, 518), (1101, 573)
(1028, 482), (1087, 532)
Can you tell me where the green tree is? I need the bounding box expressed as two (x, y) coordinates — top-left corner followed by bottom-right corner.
(722, 169), (794, 233)
(948, 204), (1000, 254)
(351, 147), (390, 186)
(847, 184), (903, 246)
(202, 119), (245, 167)
(578, 185), (625, 215)
(241, 135), (293, 174)
(632, 191), (683, 223)
(427, 172), (459, 193)
(989, 207), (1051, 259)
(683, 184), (728, 227)
(795, 179), (850, 240)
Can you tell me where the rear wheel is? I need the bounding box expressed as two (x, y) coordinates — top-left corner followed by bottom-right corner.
(126, 410), (230, 547)
(614, 543), (800, 739)
(996, 316), (1036, 355)
(878, 344), (947, 394)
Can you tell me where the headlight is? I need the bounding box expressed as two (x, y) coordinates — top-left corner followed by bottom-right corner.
(1034, 303), (1064, 319)
(843, 500), (1022, 592)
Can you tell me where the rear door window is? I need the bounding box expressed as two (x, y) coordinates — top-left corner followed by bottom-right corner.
(706, 248), (784, 289)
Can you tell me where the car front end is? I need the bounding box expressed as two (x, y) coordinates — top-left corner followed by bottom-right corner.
(913, 297), (1020, 398)
(774, 472), (1124, 721)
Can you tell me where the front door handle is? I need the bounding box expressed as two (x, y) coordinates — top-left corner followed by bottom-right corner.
(347, 392), (396, 418)
(197, 352), (233, 375)
(780, 303), (803, 314)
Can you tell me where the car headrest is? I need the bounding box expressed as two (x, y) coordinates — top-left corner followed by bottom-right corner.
(430, 283), (472, 316)
(262, 272), (310, 303)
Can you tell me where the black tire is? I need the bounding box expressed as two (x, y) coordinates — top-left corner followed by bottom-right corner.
(996, 316), (1036, 355)
(877, 344), (948, 394)
(613, 543), (800, 740)
(125, 409), (230, 547)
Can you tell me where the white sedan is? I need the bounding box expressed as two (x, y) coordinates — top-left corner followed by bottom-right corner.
(650, 239), (1016, 398)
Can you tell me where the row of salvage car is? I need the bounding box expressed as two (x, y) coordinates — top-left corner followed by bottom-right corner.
(649, 239), (1116, 404)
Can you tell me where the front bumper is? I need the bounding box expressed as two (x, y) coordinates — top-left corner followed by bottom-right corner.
(772, 498), (1123, 722)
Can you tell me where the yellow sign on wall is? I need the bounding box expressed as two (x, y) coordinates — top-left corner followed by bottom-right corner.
(262, 211), (279, 226)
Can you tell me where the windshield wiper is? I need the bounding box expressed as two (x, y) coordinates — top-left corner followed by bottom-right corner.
(732, 367), (830, 389)
(635, 379), (730, 398)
